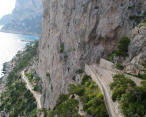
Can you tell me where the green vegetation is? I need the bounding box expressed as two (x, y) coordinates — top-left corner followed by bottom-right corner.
(116, 36), (130, 57)
(48, 95), (81, 117)
(68, 75), (109, 117)
(110, 74), (146, 117)
(115, 63), (124, 70)
(129, 15), (146, 24)
(108, 51), (116, 62)
(39, 108), (48, 117)
(0, 81), (37, 117)
(26, 72), (33, 83)
(46, 75), (108, 117)
(125, 61), (146, 80)
(75, 69), (84, 74)
(108, 36), (130, 65)
(140, 20), (146, 27)
(129, 11), (146, 25)
(72, 48), (76, 51)
(60, 43), (64, 53)
(137, 71), (146, 80)
(46, 72), (50, 77)
(0, 41), (38, 117)
(141, 81), (146, 87)
(25, 72), (42, 93)
(125, 72), (146, 80)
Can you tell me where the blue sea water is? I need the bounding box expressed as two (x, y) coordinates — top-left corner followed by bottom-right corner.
(0, 32), (39, 77)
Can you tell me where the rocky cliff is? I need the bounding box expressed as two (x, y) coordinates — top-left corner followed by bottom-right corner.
(1, 0), (43, 36)
(37, 0), (146, 109)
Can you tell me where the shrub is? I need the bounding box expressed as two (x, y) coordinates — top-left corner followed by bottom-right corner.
(68, 84), (84, 96)
(138, 71), (146, 80)
(56, 94), (69, 106)
(60, 43), (64, 53)
(72, 48), (76, 51)
(140, 20), (146, 26)
(46, 72), (50, 77)
(75, 69), (84, 74)
(115, 63), (124, 70)
(110, 74), (146, 117)
(141, 81), (146, 87)
(68, 74), (109, 117)
(116, 37), (130, 57)
(81, 75), (91, 85)
(34, 85), (42, 93)
(48, 98), (81, 117)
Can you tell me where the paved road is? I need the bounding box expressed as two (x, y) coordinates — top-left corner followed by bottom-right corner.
(85, 64), (122, 117)
(85, 59), (123, 117)
(85, 59), (142, 117)
(21, 71), (42, 109)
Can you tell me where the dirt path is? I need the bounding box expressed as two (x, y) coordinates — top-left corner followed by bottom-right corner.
(85, 59), (142, 117)
(21, 71), (42, 109)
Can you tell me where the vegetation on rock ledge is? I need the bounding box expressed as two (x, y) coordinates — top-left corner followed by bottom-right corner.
(68, 75), (109, 117)
(110, 74), (146, 117)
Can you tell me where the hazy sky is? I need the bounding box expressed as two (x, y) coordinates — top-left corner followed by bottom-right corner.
(0, 0), (16, 18)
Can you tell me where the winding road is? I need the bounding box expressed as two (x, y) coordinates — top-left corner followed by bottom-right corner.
(85, 59), (142, 117)
(21, 71), (42, 109)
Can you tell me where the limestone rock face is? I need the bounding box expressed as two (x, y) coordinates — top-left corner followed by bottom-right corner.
(125, 25), (146, 74)
(38, 0), (146, 108)
(1, 0), (43, 36)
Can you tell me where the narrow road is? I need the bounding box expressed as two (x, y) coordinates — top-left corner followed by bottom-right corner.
(85, 59), (142, 117)
(85, 64), (122, 117)
(21, 71), (42, 109)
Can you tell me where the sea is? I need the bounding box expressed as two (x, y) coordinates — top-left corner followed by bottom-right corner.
(0, 31), (38, 78)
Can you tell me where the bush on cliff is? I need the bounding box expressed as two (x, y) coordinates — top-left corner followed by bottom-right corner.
(68, 75), (109, 117)
(48, 97), (81, 117)
(110, 74), (146, 117)
(116, 36), (130, 57)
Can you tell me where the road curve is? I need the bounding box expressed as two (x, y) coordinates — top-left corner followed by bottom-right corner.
(21, 71), (42, 109)
(85, 59), (124, 117)
(85, 59), (142, 117)
(85, 64), (122, 117)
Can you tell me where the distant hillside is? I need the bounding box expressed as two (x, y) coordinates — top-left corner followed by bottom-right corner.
(0, 0), (43, 36)
(0, 14), (11, 25)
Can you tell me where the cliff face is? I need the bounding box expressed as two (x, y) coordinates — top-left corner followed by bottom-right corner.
(1, 0), (43, 36)
(38, 0), (146, 109)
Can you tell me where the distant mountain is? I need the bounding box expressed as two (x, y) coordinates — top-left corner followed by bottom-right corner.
(0, 14), (11, 25)
(0, 0), (43, 36)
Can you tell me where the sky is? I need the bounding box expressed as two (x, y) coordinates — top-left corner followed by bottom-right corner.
(0, 0), (16, 18)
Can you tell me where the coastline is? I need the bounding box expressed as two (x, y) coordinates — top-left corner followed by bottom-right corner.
(0, 49), (25, 117)
(0, 50), (24, 89)
(0, 39), (36, 92)
(0, 30), (41, 37)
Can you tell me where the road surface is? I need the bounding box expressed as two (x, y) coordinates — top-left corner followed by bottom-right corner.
(21, 71), (42, 109)
(85, 59), (142, 117)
